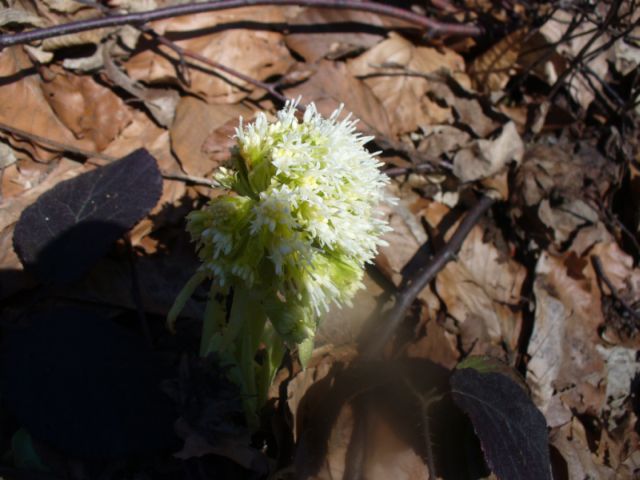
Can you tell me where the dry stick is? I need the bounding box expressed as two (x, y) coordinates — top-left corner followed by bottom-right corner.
(347, 195), (494, 480)
(0, 121), (117, 162)
(151, 34), (288, 104)
(362, 194), (495, 359)
(592, 255), (640, 322)
(547, 0), (623, 102)
(0, 122), (219, 187)
(0, 0), (482, 49)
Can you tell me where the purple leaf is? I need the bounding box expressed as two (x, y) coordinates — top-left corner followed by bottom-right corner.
(13, 149), (162, 284)
(451, 365), (552, 480)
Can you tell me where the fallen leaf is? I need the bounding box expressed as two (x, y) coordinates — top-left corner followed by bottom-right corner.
(348, 33), (468, 135)
(375, 183), (429, 287)
(102, 47), (178, 128)
(170, 96), (252, 177)
(125, 8), (294, 103)
(453, 121), (523, 182)
(0, 46), (90, 160)
(526, 251), (607, 426)
(595, 345), (640, 429)
(406, 306), (460, 370)
(0, 7), (46, 28)
(286, 345), (358, 443)
(613, 25), (640, 75)
(0, 139), (18, 169)
(550, 417), (617, 479)
(285, 59), (391, 137)
(538, 9), (611, 110)
(316, 270), (389, 347)
(0, 158), (83, 234)
(416, 125), (471, 158)
(426, 224), (526, 357)
(537, 198), (599, 245)
(284, 7), (386, 63)
(40, 65), (132, 150)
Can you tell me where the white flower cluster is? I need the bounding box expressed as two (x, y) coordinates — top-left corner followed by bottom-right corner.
(187, 100), (391, 344)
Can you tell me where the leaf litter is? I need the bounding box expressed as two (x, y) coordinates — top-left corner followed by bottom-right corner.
(0, 1), (639, 479)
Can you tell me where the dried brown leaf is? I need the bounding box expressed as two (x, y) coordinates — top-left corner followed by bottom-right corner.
(288, 352), (432, 480)
(170, 96), (252, 177)
(550, 418), (617, 479)
(0, 47), (90, 160)
(406, 306), (460, 369)
(526, 248), (613, 426)
(40, 66), (132, 150)
(416, 125), (471, 158)
(285, 60), (391, 137)
(375, 184), (431, 287)
(286, 345), (358, 443)
(0, 158), (84, 233)
(538, 9), (611, 109)
(453, 121), (523, 182)
(125, 8), (294, 103)
(102, 48), (178, 128)
(347, 33), (468, 135)
(424, 224), (525, 357)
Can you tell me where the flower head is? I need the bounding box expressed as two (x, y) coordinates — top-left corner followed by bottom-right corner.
(187, 100), (391, 344)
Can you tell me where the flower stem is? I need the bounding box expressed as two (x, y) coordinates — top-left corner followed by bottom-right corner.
(166, 270), (207, 333)
(228, 287), (268, 428)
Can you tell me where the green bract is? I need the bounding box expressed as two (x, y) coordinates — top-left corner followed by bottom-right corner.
(187, 100), (391, 345)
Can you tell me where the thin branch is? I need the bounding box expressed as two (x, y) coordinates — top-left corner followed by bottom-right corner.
(362, 194), (495, 358)
(385, 163), (437, 177)
(0, 121), (116, 161)
(0, 0), (482, 49)
(0, 122), (218, 187)
(151, 34), (288, 103)
(547, 0), (623, 102)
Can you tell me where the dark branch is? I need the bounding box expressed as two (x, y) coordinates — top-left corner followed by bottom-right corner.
(362, 194), (496, 358)
(0, 0), (482, 49)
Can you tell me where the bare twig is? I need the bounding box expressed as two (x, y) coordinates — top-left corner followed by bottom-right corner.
(0, 121), (116, 162)
(592, 255), (640, 321)
(362, 194), (495, 358)
(0, 123), (219, 188)
(385, 163), (438, 177)
(151, 35), (288, 103)
(0, 0), (482, 49)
